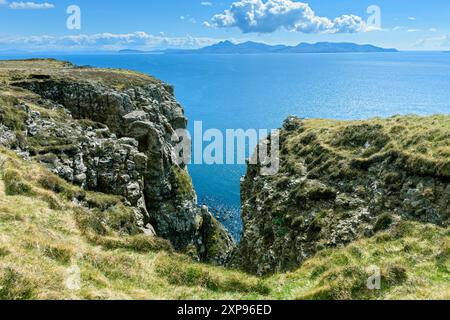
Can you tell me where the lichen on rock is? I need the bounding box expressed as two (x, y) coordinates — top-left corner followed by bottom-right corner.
(230, 115), (450, 275)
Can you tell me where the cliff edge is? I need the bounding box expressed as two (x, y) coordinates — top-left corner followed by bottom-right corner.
(0, 59), (234, 264)
(0, 59), (448, 299)
(231, 115), (449, 275)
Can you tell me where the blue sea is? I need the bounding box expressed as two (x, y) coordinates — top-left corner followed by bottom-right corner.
(2, 52), (450, 239)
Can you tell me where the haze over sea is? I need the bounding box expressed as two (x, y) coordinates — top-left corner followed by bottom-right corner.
(2, 52), (450, 239)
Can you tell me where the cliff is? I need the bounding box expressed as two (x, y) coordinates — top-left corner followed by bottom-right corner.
(0, 59), (448, 300)
(0, 59), (234, 264)
(0, 144), (448, 299)
(231, 115), (449, 275)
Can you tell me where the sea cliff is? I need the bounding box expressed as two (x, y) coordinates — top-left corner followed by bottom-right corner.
(230, 115), (449, 275)
(0, 59), (234, 265)
(0, 59), (448, 300)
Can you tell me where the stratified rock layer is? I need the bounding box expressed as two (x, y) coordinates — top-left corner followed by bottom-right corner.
(230, 115), (449, 275)
(0, 59), (234, 263)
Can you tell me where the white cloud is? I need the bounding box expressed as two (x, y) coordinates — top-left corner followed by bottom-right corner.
(407, 29), (419, 33)
(415, 34), (450, 49)
(180, 14), (197, 24)
(205, 0), (367, 34)
(201, 1), (212, 6)
(9, 1), (55, 9)
(408, 17), (416, 21)
(429, 28), (437, 32)
(0, 31), (218, 51)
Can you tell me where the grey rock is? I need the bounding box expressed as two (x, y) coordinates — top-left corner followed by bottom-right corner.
(230, 116), (449, 275)
(0, 125), (17, 148)
(3, 61), (234, 264)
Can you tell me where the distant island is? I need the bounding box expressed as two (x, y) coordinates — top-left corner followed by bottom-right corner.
(118, 49), (163, 54)
(119, 41), (398, 55)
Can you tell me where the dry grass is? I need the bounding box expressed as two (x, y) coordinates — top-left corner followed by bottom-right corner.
(0, 59), (161, 92)
(267, 221), (449, 300)
(0, 149), (448, 300)
(286, 115), (450, 177)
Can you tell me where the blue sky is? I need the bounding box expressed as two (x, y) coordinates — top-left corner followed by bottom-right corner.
(0, 0), (449, 51)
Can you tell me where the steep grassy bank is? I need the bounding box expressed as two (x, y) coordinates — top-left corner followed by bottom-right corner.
(0, 149), (448, 300)
(0, 59), (448, 300)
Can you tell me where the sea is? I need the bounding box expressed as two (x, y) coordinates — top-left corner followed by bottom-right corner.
(2, 52), (450, 240)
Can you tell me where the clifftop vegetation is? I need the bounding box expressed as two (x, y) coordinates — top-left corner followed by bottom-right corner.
(232, 115), (449, 275)
(0, 59), (448, 300)
(0, 148), (448, 299)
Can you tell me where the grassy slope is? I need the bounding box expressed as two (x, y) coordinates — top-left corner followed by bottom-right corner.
(0, 59), (161, 88)
(286, 115), (450, 177)
(0, 149), (448, 300)
(0, 60), (447, 299)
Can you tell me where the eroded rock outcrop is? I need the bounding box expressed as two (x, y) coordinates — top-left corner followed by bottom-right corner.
(0, 59), (233, 263)
(230, 115), (450, 275)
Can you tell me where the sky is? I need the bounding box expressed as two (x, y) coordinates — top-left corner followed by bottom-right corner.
(0, 0), (449, 52)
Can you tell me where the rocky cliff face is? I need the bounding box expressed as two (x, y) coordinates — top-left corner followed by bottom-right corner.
(0, 59), (233, 264)
(230, 115), (449, 275)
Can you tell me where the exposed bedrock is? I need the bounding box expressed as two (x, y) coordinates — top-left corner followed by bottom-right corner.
(0, 59), (234, 264)
(229, 115), (449, 275)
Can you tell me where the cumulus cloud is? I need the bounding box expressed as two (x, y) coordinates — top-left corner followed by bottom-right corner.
(205, 0), (367, 34)
(9, 1), (55, 9)
(0, 32), (217, 51)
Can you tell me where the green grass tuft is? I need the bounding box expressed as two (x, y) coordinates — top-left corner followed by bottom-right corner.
(0, 266), (36, 300)
(0, 134), (448, 300)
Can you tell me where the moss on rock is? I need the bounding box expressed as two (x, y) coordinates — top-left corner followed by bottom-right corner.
(232, 115), (450, 275)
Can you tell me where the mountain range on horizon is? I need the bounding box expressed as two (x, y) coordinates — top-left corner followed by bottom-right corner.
(119, 41), (399, 55)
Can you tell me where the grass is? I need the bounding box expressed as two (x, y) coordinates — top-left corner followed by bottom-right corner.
(0, 149), (448, 300)
(0, 102), (27, 132)
(266, 221), (449, 300)
(285, 115), (450, 178)
(171, 166), (196, 200)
